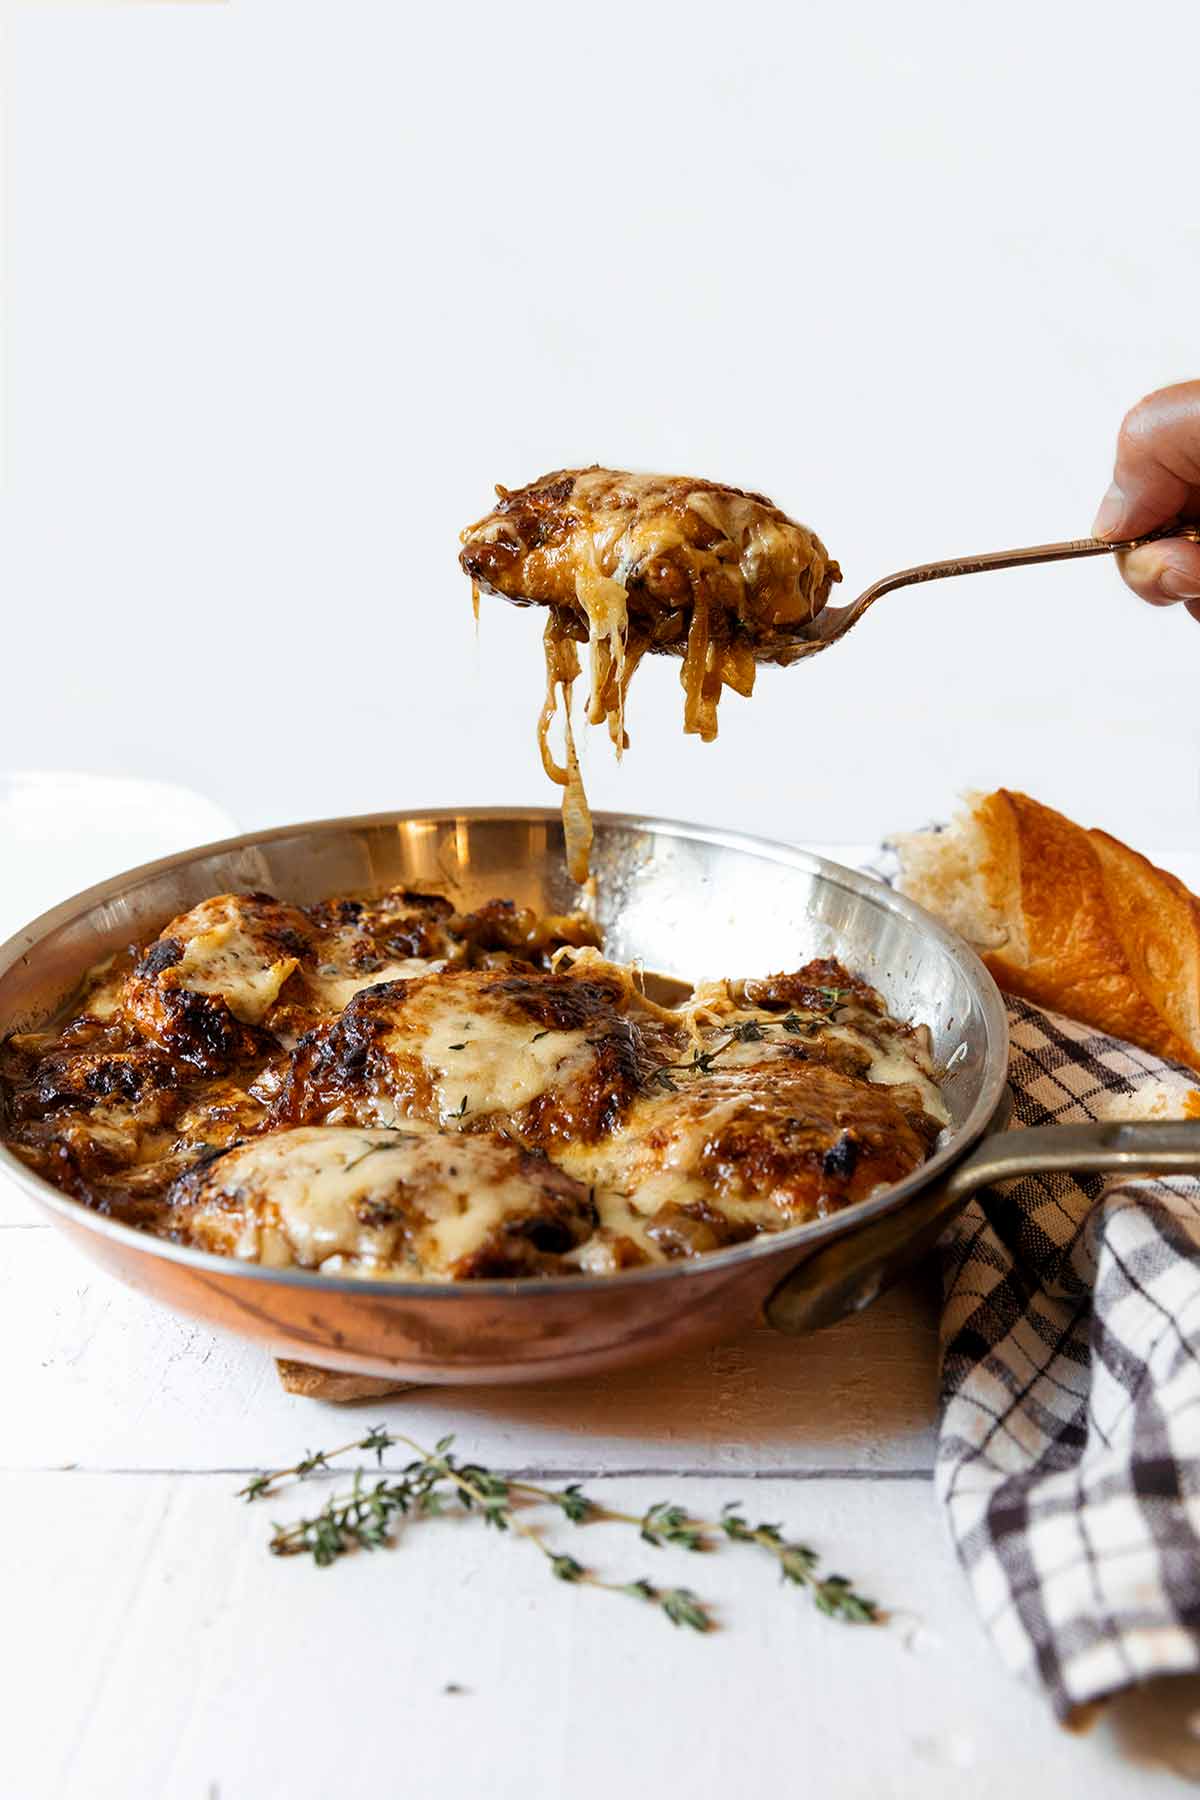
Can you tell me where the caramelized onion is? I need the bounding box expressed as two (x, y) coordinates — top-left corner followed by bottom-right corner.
(461, 468), (840, 884)
(538, 621), (594, 884)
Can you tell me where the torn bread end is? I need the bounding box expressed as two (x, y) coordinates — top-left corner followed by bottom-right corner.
(274, 1358), (419, 1401)
(892, 793), (1012, 953)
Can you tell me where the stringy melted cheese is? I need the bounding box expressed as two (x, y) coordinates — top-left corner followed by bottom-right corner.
(463, 469), (839, 884)
(537, 622), (594, 884)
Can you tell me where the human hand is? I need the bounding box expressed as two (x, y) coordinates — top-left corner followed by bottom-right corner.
(1093, 380), (1200, 619)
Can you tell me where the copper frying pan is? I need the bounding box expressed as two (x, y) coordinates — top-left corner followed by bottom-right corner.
(2, 809), (1198, 1384)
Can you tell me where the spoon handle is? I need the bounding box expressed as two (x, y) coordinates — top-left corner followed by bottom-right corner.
(856, 520), (1200, 609)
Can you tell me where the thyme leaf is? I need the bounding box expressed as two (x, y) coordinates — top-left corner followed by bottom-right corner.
(730, 1018), (766, 1043)
(662, 1588), (711, 1632)
(640, 1502), (704, 1552)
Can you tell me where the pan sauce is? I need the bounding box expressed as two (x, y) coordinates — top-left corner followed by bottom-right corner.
(0, 885), (947, 1282)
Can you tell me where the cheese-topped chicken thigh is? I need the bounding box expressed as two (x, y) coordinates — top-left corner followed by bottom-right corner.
(0, 1029), (272, 1226)
(120, 888), (602, 1061)
(167, 1125), (597, 1279)
(0, 887), (603, 1215)
(270, 963), (675, 1145)
(573, 1064), (939, 1272)
(555, 957), (948, 1273)
(125, 893), (315, 1069)
(673, 958), (948, 1127)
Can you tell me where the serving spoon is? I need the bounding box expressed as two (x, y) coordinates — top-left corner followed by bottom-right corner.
(776, 521), (1200, 662)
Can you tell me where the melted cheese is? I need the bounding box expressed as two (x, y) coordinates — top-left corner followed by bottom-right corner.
(145, 897), (447, 1033)
(675, 994), (950, 1128)
(575, 542), (632, 747)
(537, 621), (594, 884)
(552, 473), (828, 625)
(69, 1099), (153, 1162)
(175, 925), (297, 1026)
(479, 471), (838, 881)
(12, 866), (951, 1283)
(828, 1026), (948, 1123)
(381, 984), (597, 1126)
(165, 902), (301, 1027)
(307, 958), (443, 1013)
(575, 1191), (668, 1272)
(566, 1091), (750, 1266)
(179, 1125), (580, 1279)
(78, 956), (126, 1023)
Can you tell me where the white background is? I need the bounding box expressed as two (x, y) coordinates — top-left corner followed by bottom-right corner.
(3, 0), (1200, 853)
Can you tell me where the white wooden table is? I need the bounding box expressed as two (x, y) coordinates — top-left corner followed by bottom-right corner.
(4, 788), (1200, 1799)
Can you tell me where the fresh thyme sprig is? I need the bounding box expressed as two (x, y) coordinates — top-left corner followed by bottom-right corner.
(239, 1430), (877, 1632)
(236, 1423), (396, 1500)
(342, 1140), (406, 1173)
(718, 1506), (877, 1621)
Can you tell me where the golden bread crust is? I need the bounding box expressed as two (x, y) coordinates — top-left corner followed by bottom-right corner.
(907, 789), (1200, 1070)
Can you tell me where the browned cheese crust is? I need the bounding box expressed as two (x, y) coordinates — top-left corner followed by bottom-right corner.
(267, 963), (674, 1147)
(458, 468), (841, 882)
(167, 1127), (598, 1280)
(460, 468), (840, 669)
(1, 887), (946, 1281)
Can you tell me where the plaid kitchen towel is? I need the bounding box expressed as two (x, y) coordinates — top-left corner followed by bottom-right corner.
(940, 994), (1200, 1722)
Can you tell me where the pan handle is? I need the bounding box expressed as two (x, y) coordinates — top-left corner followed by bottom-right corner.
(941, 1116), (1200, 1199)
(765, 1115), (1200, 1336)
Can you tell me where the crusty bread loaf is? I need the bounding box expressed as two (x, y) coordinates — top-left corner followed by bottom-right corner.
(894, 790), (1200, 1071)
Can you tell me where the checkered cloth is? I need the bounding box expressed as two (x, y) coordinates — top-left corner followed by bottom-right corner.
(939, 995), (1200, 1721)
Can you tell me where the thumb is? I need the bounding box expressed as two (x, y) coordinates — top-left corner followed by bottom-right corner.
(1093, 381), (1200, 540)
(1118, 537), (1200, 609)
